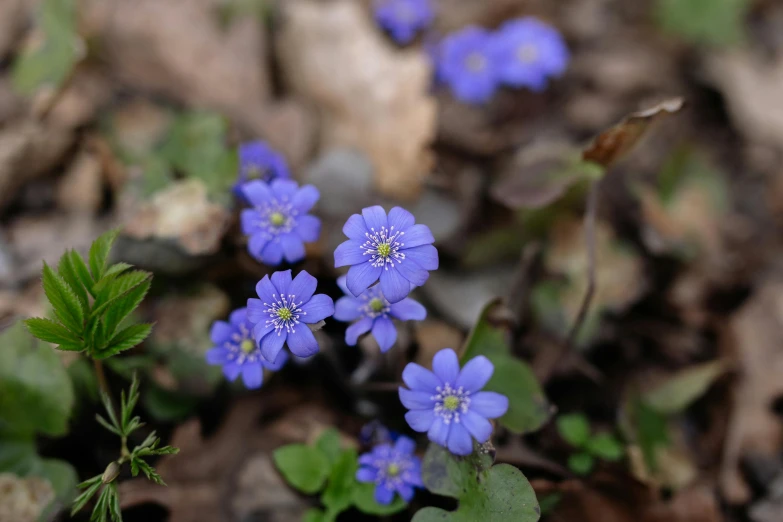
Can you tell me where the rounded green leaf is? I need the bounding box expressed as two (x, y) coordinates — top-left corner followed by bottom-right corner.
(556, 414), (591, 448)
(273, 444), (330, 494)
(315, 428), (342, 467)
(586, 433), (624, 461)
(567, 453), (594, 475)
(320, 449), (357, 514)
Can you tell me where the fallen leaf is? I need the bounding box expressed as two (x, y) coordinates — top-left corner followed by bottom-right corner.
(0, 473), (55, 522)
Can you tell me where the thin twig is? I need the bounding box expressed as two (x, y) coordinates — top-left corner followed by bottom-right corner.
(93, 359), (111, 397)
(566, 181), (599, 347)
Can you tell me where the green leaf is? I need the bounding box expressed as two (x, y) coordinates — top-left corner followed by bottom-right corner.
(96, 323), (152, 359)
(72, 477), (102, 515)
(58, 250), (89, 314)
(68, 250), (96, 297)
(24, 317), (82, 346)
(11, 0), (80, 94)
(273, 444), (330, 494)
(556, 413), (591, 448)
(315, 428), (342, 468)
(320, 448), (358, 515)
(89, 229), (120, 281)
(460, 299), (551, 434)
(586, 433), (624, 461)
(634, 398), (669, 472)
(0, 322), (75, 436)
(351, 482), (407, 515)
(42, 262), (84, 335)
(416, 445), (539, 522)
(92, 270), (151, 320)
(642, 360), (726, 415)
(303, 508), (326, 522)
(567, 452), (595, 475)
(101, 277), (151, 337)
(656, 0), (747, 47)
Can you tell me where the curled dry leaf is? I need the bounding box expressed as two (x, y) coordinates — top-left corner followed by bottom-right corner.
(582, 98), (685, 168)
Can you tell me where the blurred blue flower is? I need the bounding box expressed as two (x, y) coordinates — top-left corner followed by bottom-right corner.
(205, 307), (289, 389)
(334, 276), (425, 352)
(247, 270), (334, 361)
(375, 0), (434, 44)
(437, 26), (498, 103)
(334, 206), (438, 304)
(489, 17), (569, 91)
(399, 348), (508, 456)
(240, 179), (321, 266)
(234, 141), (290, 196)
(356, 435), (423, 505)
(359, 420), (398, 448)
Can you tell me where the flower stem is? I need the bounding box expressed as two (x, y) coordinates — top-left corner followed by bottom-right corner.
(93, 359), (110, 397)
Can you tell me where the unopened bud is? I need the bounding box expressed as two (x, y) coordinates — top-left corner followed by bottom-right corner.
(102, 461), (121, 484)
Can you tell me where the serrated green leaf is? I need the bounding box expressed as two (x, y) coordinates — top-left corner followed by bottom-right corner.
(58, 250), (89, 314)
(67, 250), (96, 297)
(273, 444), (330, 494)
(567, 452), (595, 475)
(92, 270), (151, 319)
(642, 360), (726, 415)
(586, 433), (624, 461)
(42, 262), (84, 335)
(556, 413), (591, 448)
(315, 428), (342, 468)
(0, 322), (75, 436)
(102, 277), (151, 337)
(351, 482), (407, 516)
(89, 229), (120, 281)
(320, 448), (357, 515)
(24, 317), (82, 346)
(72, 478), (102, 515)
(95, 323), (152, 359)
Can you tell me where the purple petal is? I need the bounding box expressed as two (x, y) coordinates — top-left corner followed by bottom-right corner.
(206, 347), (230, 365)
(462, 410), (493, 443)
(259, 241), (284, 266)
(346, 262), (382, 297)
(262, 349), (289, 371)
(248, 233), (269, 260)
(280, 233), (305, 263)
(241, 363), (264, 389)
(432, 349), (460, 384)
(469, 391), (509, 419)
(246, 298), (265, 324)
(223, 362), (242, 381)
(387, 207), (415, 232)
(260, 331), (286, 361)
(394, 436), (416, 455)
(389, 298), (426, 321)
(404, 468), (423, 488)
(343, 214), (368, 240)
(253, 322), (274, 345)
(394, 258), (429, 287)
(359, 454), (376, 467)
(295, 215), (321, 242)
(402, 244), (439, 271)
(300, 294), (334, 323)
(210, 321), (233, 344)
(446, 423), (473, 456)
(255, 275), (277, 303)
(240, 209), (261, 234)
(292, 185), (320, 213)
(401, 224), (434, 248)
(334, 240), (366, 268)
(270, 179), (298, 200)
(375, 484), (394, 505)
(405, 409), (435, 432)
(402, 363), (442, 392)
(380, 267), (411, 304)
(286, 326), (319, 357)
(356, 467), (377, 483)
(228, 308), (248, 326)
(271, 270), (293, 295)
(371, 316), (397, 352)
(287, 270), (317, 303)
(346, 317), (373, 345)
(334, 296), (362, 322)
(399, 388), (434, 410)
(241, 180), (273, 206)
(362, 205), (388, 232)
(336, 275), (350, 296)
(428, 417), (450, 447)
(455, 356), (494, 393)
(396, 483), (414, 502)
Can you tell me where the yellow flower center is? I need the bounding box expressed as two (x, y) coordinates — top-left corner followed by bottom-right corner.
(369, 298), (385, 313)
(270, 212), (286, 227)
(240, 339), (256, 354)
(386, 463), (400, 477)
(277, 307), (293, 321)
(443, 396), (460, 411)
(377, 243), (391, 258)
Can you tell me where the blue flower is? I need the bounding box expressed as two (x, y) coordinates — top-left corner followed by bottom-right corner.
(489, 17), (569, 91)
(246, 270), (334, 361)
(236, 141), (290, 187)
(359, 420), (398, 447)
(334, 206), (438, 304)
(375, 0), (434, 44)
(399, 348), (509, 456)
(205, 307), (289, 389)
(333, 276), (426, 352)
(356, 435), (423, 505)
(437, 26), (498, 103)
(240, 179), (321, 266)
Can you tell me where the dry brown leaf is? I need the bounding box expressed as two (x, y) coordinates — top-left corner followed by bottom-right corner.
(582, 98), (685, 168)
(0, 473), (54, 522)
(276, 0), (436, 199)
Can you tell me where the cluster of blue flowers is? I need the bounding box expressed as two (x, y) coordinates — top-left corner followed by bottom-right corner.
(374, 0), (434, 44)
(206, 140), (509, 505)
(436, 18), (569, 103)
